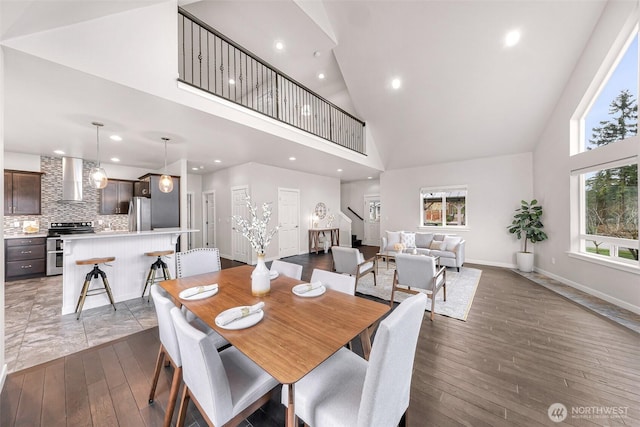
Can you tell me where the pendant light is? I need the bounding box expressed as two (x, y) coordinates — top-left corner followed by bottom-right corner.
(159, 137), (174, 193)
(89, 122), (108, 189)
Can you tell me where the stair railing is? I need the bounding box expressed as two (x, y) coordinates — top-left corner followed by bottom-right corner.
(178, 8), (366, 155)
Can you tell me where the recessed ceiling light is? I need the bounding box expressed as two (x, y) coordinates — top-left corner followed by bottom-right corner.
(110, 135), (122, 141)
(53, 150), (65, 155)
(110, 157), (120, 162)
(289, 156), (296, 161)
(367, 176), (373, 179)
(192, 167), (199, 171)
(337, 168), (343, 172)
(199, 166), (204, 169)
(214, 159), (221, 163)
(313, 51), (321, 57)
(318, 73), (325, 80)
(505, 30), (521, 47)
(229, 78), (235, 85)
(391, 78), (402, 90)
(275, 41), (285, 51)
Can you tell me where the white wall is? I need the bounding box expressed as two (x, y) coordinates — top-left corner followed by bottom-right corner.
(1, 44), (7, 389)
(341, 179), (380, 240)
(4, 152), (40, 171)
(202, 162), (340, 262)
(533, 0), (640, 313)
(380, 153), (533, 267)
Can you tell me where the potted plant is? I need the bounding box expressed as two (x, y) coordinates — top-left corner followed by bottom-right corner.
(507, 199), (548, 272)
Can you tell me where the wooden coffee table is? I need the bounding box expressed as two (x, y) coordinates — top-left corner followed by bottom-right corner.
(376, 251), (399, 272)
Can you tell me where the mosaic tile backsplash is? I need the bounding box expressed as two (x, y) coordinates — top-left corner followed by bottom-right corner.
(3, 156), (129, 235)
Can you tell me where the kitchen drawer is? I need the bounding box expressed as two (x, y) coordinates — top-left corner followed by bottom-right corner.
(6, 259), (46, 277)
(6, 245), (46, 261)
(6, 237), (46, 247)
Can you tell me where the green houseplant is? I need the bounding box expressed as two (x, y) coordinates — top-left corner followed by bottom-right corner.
(507, 199), (548, 272)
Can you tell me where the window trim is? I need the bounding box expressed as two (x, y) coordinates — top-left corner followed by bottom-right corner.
(418, 185), (468, 229)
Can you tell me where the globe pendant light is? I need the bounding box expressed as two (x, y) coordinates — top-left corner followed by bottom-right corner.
(89, 122), (108, 189)
(159, 137), (173, 193)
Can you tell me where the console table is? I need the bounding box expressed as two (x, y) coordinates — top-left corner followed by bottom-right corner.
(308, 227), (339, 254)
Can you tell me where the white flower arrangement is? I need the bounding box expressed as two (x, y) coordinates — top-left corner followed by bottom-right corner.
(232, 195), (279, 255)
(326, 213), (336, 227)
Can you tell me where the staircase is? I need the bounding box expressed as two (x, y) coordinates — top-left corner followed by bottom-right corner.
(351, 234), (362, 247)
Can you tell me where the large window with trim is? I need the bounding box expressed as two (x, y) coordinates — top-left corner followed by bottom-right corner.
(420, 186), (467, 227)
(572, 26), (639, 269)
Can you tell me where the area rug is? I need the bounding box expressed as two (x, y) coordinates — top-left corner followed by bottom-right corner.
(356, 266), (482, 321)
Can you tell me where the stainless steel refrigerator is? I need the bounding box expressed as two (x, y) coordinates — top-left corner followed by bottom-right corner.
(128, 197), (151, 232)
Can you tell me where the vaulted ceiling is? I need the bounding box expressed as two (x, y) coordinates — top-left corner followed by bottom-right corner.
(1, 0), (607, 181)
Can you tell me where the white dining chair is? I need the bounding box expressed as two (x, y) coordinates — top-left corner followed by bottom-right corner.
(282, 293), (428, 427)
(169, 307), (279, 427)
(176, 248), (221, 278)
(310, 268), (356, 295)
(392, 253), (446, 321)
(148, 286), (228, 427)
(270, 259), (303, 280)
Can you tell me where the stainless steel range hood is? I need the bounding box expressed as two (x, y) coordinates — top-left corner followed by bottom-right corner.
(61, 157), (83, 202)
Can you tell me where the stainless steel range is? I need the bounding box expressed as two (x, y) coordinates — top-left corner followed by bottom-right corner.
(46, 222), (95, 276)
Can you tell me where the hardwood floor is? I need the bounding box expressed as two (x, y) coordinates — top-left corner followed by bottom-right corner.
(2, 247), (639, 426)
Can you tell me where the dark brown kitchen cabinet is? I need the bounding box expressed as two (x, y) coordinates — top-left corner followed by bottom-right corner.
(4, 170), (43, 215)
(100, 179), (134, 214)
(5, 237), (46, 281)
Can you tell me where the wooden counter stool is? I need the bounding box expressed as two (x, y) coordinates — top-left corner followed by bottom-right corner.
(75, 257), (116, 320)
(141, 250), (174, 301)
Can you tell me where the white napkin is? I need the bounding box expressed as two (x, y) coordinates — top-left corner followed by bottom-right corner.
(295, 281), (323, 294)
(181, 284), (218, 299)
(216, 302), (265, 326)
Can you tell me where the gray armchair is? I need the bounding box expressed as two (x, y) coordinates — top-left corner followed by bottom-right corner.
(330, 246), (377, 289)
(391, 253), (446, 321)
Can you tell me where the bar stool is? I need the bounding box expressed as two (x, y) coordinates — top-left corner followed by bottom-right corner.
(141, 250), (174, 300)
(75, 257), (116, 320)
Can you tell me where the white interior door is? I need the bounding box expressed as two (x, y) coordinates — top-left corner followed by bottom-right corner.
(278, 188), (300, 258)
(231, 186), (249, 263)
(363, 195), (381, 246)
(202, 191), (216, 248)
(186, 192), (194, 249)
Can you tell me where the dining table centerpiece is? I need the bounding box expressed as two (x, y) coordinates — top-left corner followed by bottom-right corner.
(233, 195), (279, 296)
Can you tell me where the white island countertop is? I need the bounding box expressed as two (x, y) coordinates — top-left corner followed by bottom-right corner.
(60, 228), (199, 315)
(62, 228), (198, 240)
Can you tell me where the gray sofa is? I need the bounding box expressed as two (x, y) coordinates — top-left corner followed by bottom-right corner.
(380, 231), (465, 271)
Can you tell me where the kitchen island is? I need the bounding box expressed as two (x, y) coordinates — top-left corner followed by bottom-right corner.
(60, 229), (197, 315)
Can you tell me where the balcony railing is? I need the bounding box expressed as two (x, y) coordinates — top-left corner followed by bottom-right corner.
(178, 9), (366, 155)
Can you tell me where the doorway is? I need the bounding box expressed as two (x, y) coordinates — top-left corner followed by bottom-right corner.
(278, 188), (300, 258)
(231, 186), (249, 263)
(363, 195), (381, 246)
(202, 190), (216, 249)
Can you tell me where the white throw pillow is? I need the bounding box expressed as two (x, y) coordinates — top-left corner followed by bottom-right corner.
(443, 236), (462, 251)
(385, 231), (402, 250)
(429, 241), (446, 250)
(400, 232), (416, 248)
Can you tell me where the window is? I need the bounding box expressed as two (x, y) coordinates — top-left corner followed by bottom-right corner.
(571, 26), (639, 269)
(420, 186), (467, 227)
(577, 160), (638, 265)
(582, 33), (638, 151)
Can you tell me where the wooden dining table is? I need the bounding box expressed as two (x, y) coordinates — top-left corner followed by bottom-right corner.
(159, 265), (390, 427)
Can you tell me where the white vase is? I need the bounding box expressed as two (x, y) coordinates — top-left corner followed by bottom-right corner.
(251, 253), (271, 296)
(516, 252), (534, 272)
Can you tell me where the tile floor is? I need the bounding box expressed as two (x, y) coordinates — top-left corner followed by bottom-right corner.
(4, 274), (157, 373)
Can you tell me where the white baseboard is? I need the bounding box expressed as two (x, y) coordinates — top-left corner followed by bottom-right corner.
(535, 267), (640, 315)
(0, 363), (7, 393)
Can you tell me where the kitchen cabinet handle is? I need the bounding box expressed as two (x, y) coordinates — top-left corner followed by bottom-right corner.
(21, 265), (32, 269)
(21, 250), (32, 254)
